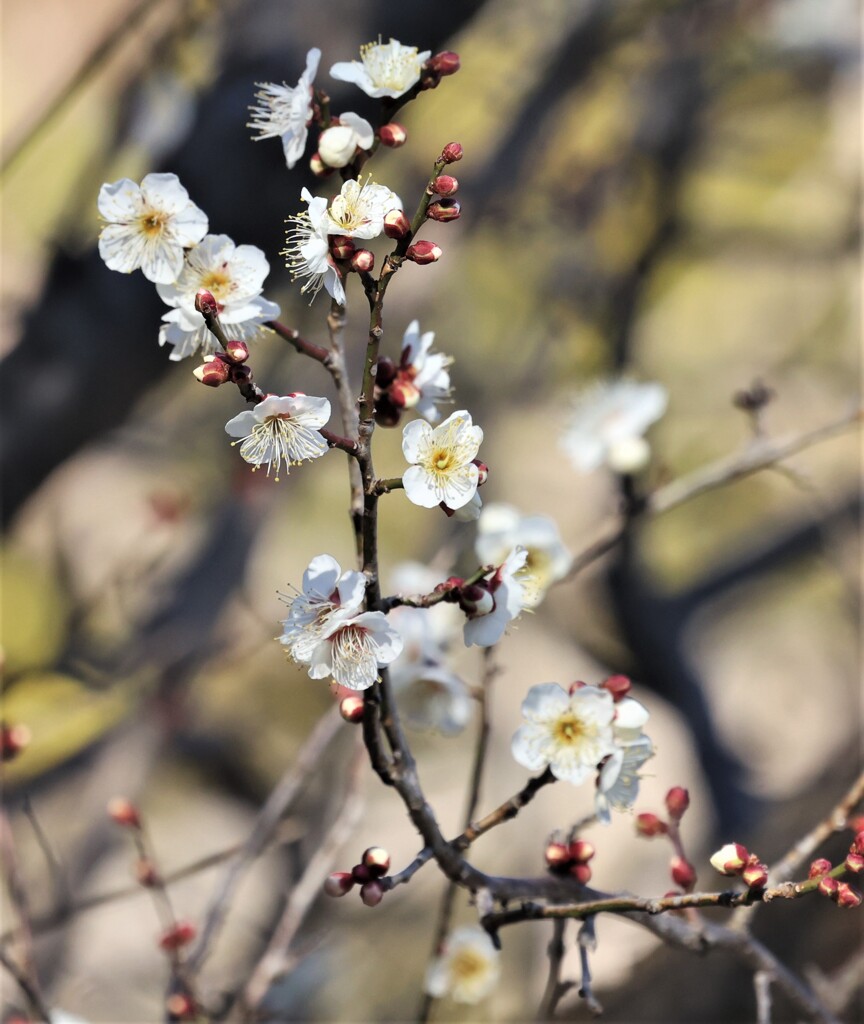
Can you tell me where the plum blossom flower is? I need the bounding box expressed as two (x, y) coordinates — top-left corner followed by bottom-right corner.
(560, 379), (668, 474)
(595, 697), (654, 823)
(326, 177), (401, 239)
(97, 173), (208, 284)
(225, 394), (330, 479)
(402, 410), (483, 510)
(330, 39), (431, 99)
(318, 112), (374, 168)
(282, 188), (346, 304)
(463, 548), (527, 648)
(475, 504), (571, 609)
(399, 320), (453, 421)
(279, 555), (366, 663)
(308, 611), (403, 690)
(424, 926), (500, 1004)
(247, 48), (321, 168)
(511, 683), (616, 785)
(156, 234), (279, 359)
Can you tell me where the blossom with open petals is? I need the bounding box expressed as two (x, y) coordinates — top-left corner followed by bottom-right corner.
(98, 173), (208, 284)
(326, 178), (401, 239)
(400, 320), (452, 422)
(225, 394), (330, 479)
(318, 112), (374, 168)
(511, 683), (616, 785)
(248, 48), (320, 168)
(279, 555), (366, 663)
(402, 410), (483, 510)
(476, 504), (571, 609)
(424, 926), (500, 1004)
(157, 234), (279, 360)
(330, 39), (431, 99)
(560, 379), (668, 474)
(595, 694), (654, 824)
(282, 188), (345, 304)
(308, 611), (403, 690)
(463, 548), (527, 648)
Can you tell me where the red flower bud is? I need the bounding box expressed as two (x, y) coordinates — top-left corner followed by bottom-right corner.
(844, 852), (864, 873)
(158, 920), (197, 951)
(600, 674), (632, 701)
(428, 51), (461, 76)
(635, 813), (667, 838)
(808, 858), (833, 879)
(670, 856), (697, 890)
(362, 847), (391, 877)
(847, 815), (864, 835)
(324, 871), (355, 897)
(329, 235), (356, 261)
(360, 880), (384, 907)
(194, 289), (218, 317)
(818, 876), (840, 899)
(378, 123), (408, 148)
(851, 831), (864, 857)
(427, 199), (461, 222)
(351, 863), (372, 884)
(383, 209), (411, 239)
(441, 142), (464, 163)
(350, 249), (374, 273)
(835, 882), (862, 908)
(375, 357), (397, 387)
(107, 797), (141, 829)
(568, 839), (595, 864)
(0, 723), (30, 762)
(709, 843), (749, 875)
(458, 583), (495, 618)
(223, 340), (249, 365)
(193, 355), (230, 387)
(472, 460), (489, 486)
(389, 379), (420, 410)
(432, 175), (459, 197)
(569, 862), (592, 884)
(665, 787), (690, 822)
(741, 859), (769, 890)
(165, 994), (196, 1020)
(407, 241), (442, 266)
(339, 695), (365, 723)
(544, 841), (570, 871)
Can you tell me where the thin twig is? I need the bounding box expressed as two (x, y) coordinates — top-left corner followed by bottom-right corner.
(576, 917), (602, 1017)
(21, 795), (70, 912)
(536, 919), (574, 1020)
(0, 947), (52, 1023)
(0, 810), (43, 1015)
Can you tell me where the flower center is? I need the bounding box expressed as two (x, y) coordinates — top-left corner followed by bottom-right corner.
(553, 712), (585, 745)
(200, 268), (232, 299)
(433, 448), (453, 471)
(450, 948), (487, 982)
(361, 42), (420, 90)
(139, 211), (169, 238)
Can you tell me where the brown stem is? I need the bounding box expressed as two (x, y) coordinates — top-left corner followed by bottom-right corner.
(266, 319), (331, 363)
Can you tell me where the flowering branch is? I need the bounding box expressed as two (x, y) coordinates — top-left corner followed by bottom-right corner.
(266, 318), (331, 363)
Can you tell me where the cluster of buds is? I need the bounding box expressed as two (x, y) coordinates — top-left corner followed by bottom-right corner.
(426, 174), (460, 224)
(420, 50), (461, 90)
(709, 842), (769, 890)
(811, 830), (864, 908)
(373, 352), (421, 427)
(635, 785), (696, 891)
(192, 290), (255, 388)
(544, 836), (596, 883)
(325, 846), (391, 907)
(330, 234), (375, 275)
(0, 721), (31, 762)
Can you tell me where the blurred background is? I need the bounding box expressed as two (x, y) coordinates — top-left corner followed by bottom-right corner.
(1, 0), (860, 1020)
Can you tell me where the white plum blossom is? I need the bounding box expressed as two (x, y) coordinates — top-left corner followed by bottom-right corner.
(282, 188), (346, 305)
(560, 379), (668, 474)
(475, 504), (572, 609)
(330, 39), (431, 99)
(156, 234), (279, 359)
(424, 926), (500, 1005)
(279, 555), (366, 663)
(511, 683), (617, 784)
(308, 611), (403, 690)
(318, 112), (374, 168)
(247, 48), (321, 168)
(463, 548), (528, 648)
(398, 320), (452, 422)
(97, 173), (208, 284)
(402, 410), (483, 510)
(595, 696), (654, 823)
(326, 177), (401, 239)
(225, 394), (330, 479)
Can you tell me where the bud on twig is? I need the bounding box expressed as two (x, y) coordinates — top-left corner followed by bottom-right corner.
(339, 695), (365, 723)
(384, 209), (411, 239)
(569, 862), (592, 884)
(431, 175), (459, 197)
(158, 921), (197, 951)
(818, 876), (839, 899)
(165, 994), (196, 1020)
(107, 797), (141, 829)
(670, 855), (697, 890)
(193, 355), (230, 387)
(0, 723), (30, 762)
(441, 142), (464, 163)
(427, 199), (461, 222)
(360, 880), (384, 907)
(136, 857), (160, 888)
(835, 882), (862, 908)
(194, 289), (219, 318)
(544, 841), (570, 871)
(472, 460), (489, 486)
(844, 852), (864, 873)
(428, 51), (461, 76)
(324, 872), (355, 897)
(568, 839), (595, 863)
(709, 842), (749, 875)
(223, 340), (250, 364)
(350, 249), (374, 273)
(362, 847), (391, 877)
(665, 787), (690, 821)
(309, 153), (331, 177)
(601, 674), (631, 701)
(636, 813), (667, 838)
(741, 858), (768, 890)
(378, 123), (407, 148)
(330, 235), (356, 261)
(808, 858), (833, 879)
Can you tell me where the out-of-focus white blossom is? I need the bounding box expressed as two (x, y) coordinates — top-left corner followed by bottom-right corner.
(463, 548), (527, 648)
(318, 112), (374, 168)
(330, 39), (431, 99)
(424, 926), (500, 1004)
(283, 188), (346, 305)
(402, 411), (483, 510)
(595, 696), (654, 823)
(225, 394), (330, 479)
(398, 320), (452, 422)
(248, 48), (320, 168)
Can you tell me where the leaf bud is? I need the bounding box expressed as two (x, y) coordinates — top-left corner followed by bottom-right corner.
(427, 199), (461, 222)
(350, 249), (374, 273)
(431, 175), (459, 196)
(568, 839), (595, 864)
(709, 842), (749, 875)
(600, 674), (632, 701)
(339, 695), (365, 723)
(360, 880), (384, 907)
(193, 355), (230, 387)
(362, 847), (391, 877)
(665, 787), (690, 822)
(428, 51), (461, 76)
(223, 340), (249, 364)
(808, 858), (833, 878)
(635, 813), (667, 838)
(378, 122), (407, 148)
(383, 208), (411, 239)
(544, 841), (570, 871)
(835, 882), (862, 908)
(324, 871), (355, 897)
(158, 920), (197, 951)
(0, 722), (30, 762)
(107, 797), (141, 829)
(441, 142), (464, 163)
(670, 856), (697, 890)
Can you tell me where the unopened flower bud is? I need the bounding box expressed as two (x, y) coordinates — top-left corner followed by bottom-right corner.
(835, 882), (862, 908)
(636, 813), (667, 838)
(351, 863), (372, 884)
(165, 994), (196, 1020)
(432, 175), (459, 196)
(383, 209), (411, 239)
(324, 871), (355, 897)
(375, 358), (397, 387)
(569, 862), (592, 884)
(374, 398), (401, 428)
(428, 51), (461, 76)
(318, 125), (358, 168)
(851, 831), (864, 857)
(670, 856), (697, 890)
(158, 921), (197, 951)
(406, 241), (442, 265)
(339, 695), (365, 723)
(229, 363), (253, 386)
(709, 843), (749, 875)
(607, 436), (651, 475)
(569, 681), (588, 693)
(741, 859), (768, 890)
(107, 797), (141, 829)
(472, 460), (489, 486)
(194, 289), (218, 317)
(350, 249), (374, 273)
(818, 876), (840, 899)
(329, 235), (356, 261)
(808, 858), (833, 878)
(389, 379), (420, 410)
(360, 880), (384, 907)
(441, 142), (464, 163)
(601, 674), (632, 701)
(362, 847), (391, 877)
(193, 355), (230, 387)
(378, 122), (407, 148)
(845, 852), (864, 873)
(427, 199), (461, 222)
(136, 857), (160, 887)
(309, 152), (331, 177)
(544, 841), (570, 871)
(847, 815), (864, 835)
(665, 787), (690, 822)
(0, 723), (30, 762)
(568, 839), (595, 864)
(459, 584), (495, 618)
(223, 340), (249, 365)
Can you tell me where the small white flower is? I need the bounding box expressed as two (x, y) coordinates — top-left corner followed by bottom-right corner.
(330, 38), (431, 100)
(248, 48), (321, 168)
(463, 548), (527, 648)
(397, 320), (452, 423)
(318, 112), (374, 168)
(511, 683), (616, 785)
(326, 178), (401, 239)
(308, 611), (403, 690)
(282, 188), (345, 305)
(402, 410), (483, 510)
(156, 234), (279, 360)
(595, 696), (653, 822)
(98, 172), (208, 284)
(424, 926), (500, 1004)
(560, 379), (668, 473)
(279, 555), (366, 663)
(476, 504), (571, 609)
(225, 393), (330, 479)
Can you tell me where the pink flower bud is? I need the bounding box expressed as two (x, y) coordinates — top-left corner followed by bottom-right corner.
(709, 843), (749, 875)
(158, 921), (197, 951)
(193, 355), (230, 387)
(360, 880), (384, 907)
(165, 994), (196, 1020)
(569, 862), (592, 884)
(544, 841), (570, 871)
(223, 340), (249, 365)
(670, 856), (697, 890)
(441, 142), (464, 163)
(350, 249), (374, 273)
(636, 813), (668, 838)
(378, 123), (408, 148)
(330, 235), (356, 261)
(107, 797), (141, 829)
(324, 871), (355, 897)
(600, 674), (632, 701)
(351, 863), (372, 884)
(835, 882), (862, 908)
(374, 397), (402, 428)
(194, 289), (218, 317)
(375, 357), (397, 387)
(389, 379), (420, 410)
(309, 152), (332, 178)
(741, 859), (768, 890)
(851, 831), (864, 857)
(407, 241), (442, 266)
(665, 787), (690, 822)
(818, 876), (840, 899)
(228, 363), (253, 386)
(428, 51), (461, 76)
(0, 723), (30, 762)
(432, 175), (459, 197)
(844, 852), (864, 873)
(384, 209), (411, 240)
(339, 695), (365, 723)
(472, 460), (489, 486)
(362, 847), (391, 877)
(808, 858), (833, 879)
(847, 815), (864, 835)
(427, 199), (461, 222)
(459, 583), (495, 618)
(568, 839), (595, 864)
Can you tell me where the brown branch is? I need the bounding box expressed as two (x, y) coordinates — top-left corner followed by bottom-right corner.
(536, 919), (575, 1020)
(266, 319), (331, 363)
(0, 946), (52, 1023)
(0, 810), (44, 1016)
